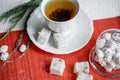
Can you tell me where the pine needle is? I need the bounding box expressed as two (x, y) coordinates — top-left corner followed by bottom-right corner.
(0, 9), (28, 41)
(0, 1), (31, 21)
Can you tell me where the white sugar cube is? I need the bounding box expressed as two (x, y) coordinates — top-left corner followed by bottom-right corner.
(96, 49), (104, 58)
(102, 33), (111, 40)
(74, 62), (89, 74)
(37, 28), (51, 45)
(76, 73), (93, 80)
(96, 39), (106, 49)
(0, 52), (9, 61)
(50, 58), (66, 76)
(19, 44), (26, 53)
(0, 45), (8, 53)
(53, 33), (66, 48)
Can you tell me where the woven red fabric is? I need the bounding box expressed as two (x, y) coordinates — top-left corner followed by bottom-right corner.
(0, 16), (120, 80)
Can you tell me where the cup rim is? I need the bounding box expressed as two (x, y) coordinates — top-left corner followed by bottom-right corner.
(40, 0), (80, 23)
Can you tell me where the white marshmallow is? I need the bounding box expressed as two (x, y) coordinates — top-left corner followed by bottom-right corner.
(114, 64), (120, 70)
(108, 60), (116, 69)
(76, 73), (93, 80)
(50, 58), (66, 76)
(104, 54), (112, 62)
(74, 62), (89, 74)
(19, 44), (26, 53)
(102, 33), (111, 40)
(102, 48), (115, 55)
(104, 64), (113, 72)
(115, 45), (120, 53)
(53, 33), (66, 48)
(94, 55), (103, 63)
(37, 28), (51, 45)
(0, 45), (8, 53)
(99, 59), (107, 67)
(0, 52), (9, 61)
(105, 40), (117, 49)
(96, 49), (104, 58)
(95, 56), (106, 67)
(96, 39), (106, 49)
(113, 53), (120, 63)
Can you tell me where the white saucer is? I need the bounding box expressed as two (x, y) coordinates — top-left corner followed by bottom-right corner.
(27, 6), (94, 54)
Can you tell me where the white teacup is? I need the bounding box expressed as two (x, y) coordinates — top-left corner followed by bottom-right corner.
(40, 0), (80, 33)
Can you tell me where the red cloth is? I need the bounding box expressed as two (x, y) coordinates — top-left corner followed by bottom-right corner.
(0, 16), (120, 80)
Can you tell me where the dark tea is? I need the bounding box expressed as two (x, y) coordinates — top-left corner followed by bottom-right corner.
(45, 0), (77, 22)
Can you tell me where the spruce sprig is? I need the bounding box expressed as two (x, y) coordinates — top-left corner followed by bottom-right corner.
(0, 0), (41, 21)
(0, 0), (42, 41)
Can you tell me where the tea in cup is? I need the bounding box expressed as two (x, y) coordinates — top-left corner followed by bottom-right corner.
(41, 0), (80, 33)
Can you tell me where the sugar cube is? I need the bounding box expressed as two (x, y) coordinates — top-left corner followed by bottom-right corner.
(37, 28), (51, 45)
(74, 62), (89, 74)
(50, 58), (66, 76)
(76, 73), (93, 80)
